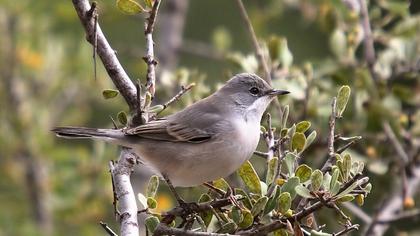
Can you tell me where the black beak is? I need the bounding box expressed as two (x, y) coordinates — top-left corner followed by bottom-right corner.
(266, 89), (290, 96)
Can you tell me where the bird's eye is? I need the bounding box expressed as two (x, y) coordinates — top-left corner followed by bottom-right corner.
(249, 87), (260, 95)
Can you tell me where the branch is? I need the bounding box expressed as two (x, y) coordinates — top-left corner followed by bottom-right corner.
(234, 0), (271, 84)
(321, 97), (337, 173)
(376, 209), (420, 224)
(100, 221), (118, 236)
(154, 224), (235, 236)
(144, 0), (161, 98)
(109, 149), (139, 236)
(382, 121), (409, 165)
(358, 0), (376, 81)
(157, 83), (195, 115)
(72, 0), (137, 111)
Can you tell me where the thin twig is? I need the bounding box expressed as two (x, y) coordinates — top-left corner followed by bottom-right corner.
(342, 202), (372, 224)
(153, 224), (234, 236)
(235, 0), (271, 84)
(333, 224), (359, 236)
(358, 0), (377, 81)
(376, 209), (420, 224)
(157, 83), (195, 115)
(253, 151), (269, 159)
(144, 0), (161, 98)
(100, 221), (118, 236)
(321, 97), (337, 173)
(382, 121), (409, 164)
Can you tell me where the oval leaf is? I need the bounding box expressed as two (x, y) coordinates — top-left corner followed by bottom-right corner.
(284, 153), (296, 176)
(117, 0), (144, 14)
(266, 157), (278, 185)
(295, 164), (312, 183)
(198, 193), (213, 226)
(251, 196), (268, 216)
(330, 168), (340, 195)
(238, 210), (253, 229)
(231, 206), (243, 224)
(310, 170), (323, 192)
(281, 176), (300, 199)
(296, 121), (311, 133)
(238, 161), (261, 195)
(147, 197), (157, 209)
(291, 132), (306, 153)
(148, 105), (164, 113)
(117, 111), (128, 125)
(295, 185), (313, 199)
(336, 85), (351, 117)
(336, 194), (355, 203)
(305, 131), (317, 150)
(282, 105), (289, 128)
(277, 192), (291, 214)
(145, 216), (159, 234)
(102, 89), (119, 99)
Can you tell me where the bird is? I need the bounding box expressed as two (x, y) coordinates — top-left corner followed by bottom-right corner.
(52, 73), (289, 187)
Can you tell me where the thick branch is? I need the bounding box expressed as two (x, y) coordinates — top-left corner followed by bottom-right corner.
(72, 0), (137, 111)
(154, 224), (234, 236)
(110, 149), (139, 236)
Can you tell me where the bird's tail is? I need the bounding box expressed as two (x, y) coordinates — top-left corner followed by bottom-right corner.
(52, 126), (127, 146)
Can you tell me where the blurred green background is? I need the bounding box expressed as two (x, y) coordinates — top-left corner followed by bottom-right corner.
(0, 0), (419, 235)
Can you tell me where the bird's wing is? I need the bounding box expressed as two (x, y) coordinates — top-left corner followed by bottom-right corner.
(124, 118), (212, 143)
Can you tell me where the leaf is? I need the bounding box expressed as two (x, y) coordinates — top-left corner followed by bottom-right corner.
(296, 121), (311, 133)
(144, 91), (152, 109)
(251, 196), (268, 216)
(213, 178), (229, 191)
(291, 132), (306, 153)
(145, 216), (159, 234)
(102, 89), (119, 99)
(274, 229), (289, 236)
(238, 210), (253, 229)
(137, 193), (148, 209)
(147, 197), (157, 209)
(266, 157), (278, 185)
(117, 111), (128, 125)
(277, 192), (291, 214)
(284, 153), (296, 176)
(146, 175), (159, 198)
(198, 193), (213, 226)
(230, 206), (243, 224)
(323, 172), (332, 191)
(310, 170), (323, 192)
(356, 194), (365, 206)
(342, 154), (351, 182)
(295, 185), (313, 198)
(287, 124), (296, 137)
(338, 136), (362, 141)
(330, 168), (341, 195)
(336, 85), (351, 117)
(281, 105), (289, 128)
(264, 186), (281, 214)
(336, 194), (355, 203)
(295, 164), (312, 183)
(235, 188), (253, 209)
(217, 222), (237, 234)
(237, 161), (261, 195)
(330, 29), (347, 59)
(281, 176), (300, 199)
(144, 0), (153, 8)
(310, 230), (333, 236)
(305, 131), (317, 150)
(117, 0), (144, 14)
(148, 105), (164, 113)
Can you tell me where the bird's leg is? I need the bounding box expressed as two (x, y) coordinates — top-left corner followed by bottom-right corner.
(162, 173), (185, 205)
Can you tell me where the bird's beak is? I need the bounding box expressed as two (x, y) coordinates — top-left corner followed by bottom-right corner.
(266, 89), (290, 96)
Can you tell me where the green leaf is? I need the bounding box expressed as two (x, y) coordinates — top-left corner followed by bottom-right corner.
(238, 161), (261, 195)
(230, 206), (243, 224)
(281, 176), (300, 199)
(342, 154), (351, 182)
(144, 0), (153, 8)
(266, 157), (278, 185)
(238, 210), (253, 229)
(330, 168), (341, 195)
(323, 172), (332, 191)
(213, 178), (229, 191)
(147, 197), (157, 209)
(146, 175), (159, 198)
(295, 164), (312, 182)
(336, 194), (355, 203)
(145, 216), (159, 234)
(217, 222), (237, 234)
(235, 188), (253, 209)
(291, 132), (306, 153)
(198, 193), (213, 227)
(102, 89), (119, 99)
(287, 124), (296, 137)
(280, 128), (288, 138)
(148, 105), (164, 113)
(264, 186), (280, 214)
(295, 185), (313, 198)
(117, 0), (144, 14)
(117, 111), (128, 125)
(310, 170), (323, 192)
(281, 105), (289, 128)
(274, 229), (289, 236)
(356, 194), (365, 206)
(251, 196), (268, 216)
(277, 192), (291, 214)
(330, 29), (347, 59)
(305, 131), (317, 150)
(336, 85), (351, 117)
(144, 91), (152, 109)
(284, 153), (296, 176)
(296, 121), (311, 133)
(137, 193), (148, 209)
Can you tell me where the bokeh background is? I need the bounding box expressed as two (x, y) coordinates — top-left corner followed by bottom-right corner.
(0, 0), (419, 235)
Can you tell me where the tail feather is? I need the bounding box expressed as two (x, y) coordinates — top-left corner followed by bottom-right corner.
(52, 126), (125, 143)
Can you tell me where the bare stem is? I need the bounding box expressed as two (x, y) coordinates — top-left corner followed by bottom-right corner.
(321, 97), (337, 173)
(100, 221), (118, 236)
(157, 83), (195, 115)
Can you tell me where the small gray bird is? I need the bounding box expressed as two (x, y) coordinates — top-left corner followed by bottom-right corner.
(53, 73), (289, 187)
